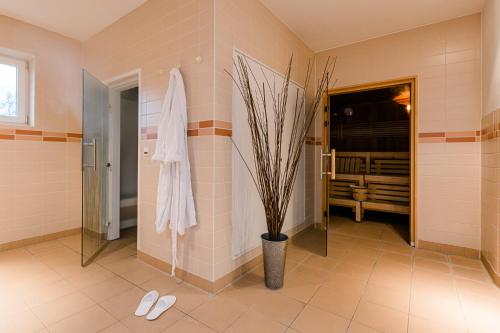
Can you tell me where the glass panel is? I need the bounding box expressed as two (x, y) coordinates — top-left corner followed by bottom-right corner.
(82, 70), (109, 266)
(290, 103), (329, 257)
(329, 82), (412, 245)
(0, 63), (18, 117)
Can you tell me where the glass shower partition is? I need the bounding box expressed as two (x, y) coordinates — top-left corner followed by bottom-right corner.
(81, 70), (110, 266)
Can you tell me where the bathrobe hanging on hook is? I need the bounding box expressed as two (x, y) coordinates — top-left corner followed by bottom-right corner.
(152, 67), (197, 276)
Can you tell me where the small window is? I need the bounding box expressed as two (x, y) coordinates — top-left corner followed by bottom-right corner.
(0, 49), (34, 125)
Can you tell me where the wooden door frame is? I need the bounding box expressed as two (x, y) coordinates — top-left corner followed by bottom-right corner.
(324, 77), (417, 246)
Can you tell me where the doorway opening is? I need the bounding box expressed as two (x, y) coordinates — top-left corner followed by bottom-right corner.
(106, 70), (141, 253)
(118, 88), (139, 232)
(327, 78), (416, 246)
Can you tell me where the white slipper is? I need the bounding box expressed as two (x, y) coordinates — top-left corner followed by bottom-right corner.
(146, 295), (176, 320)
(135, 290), (159, 316)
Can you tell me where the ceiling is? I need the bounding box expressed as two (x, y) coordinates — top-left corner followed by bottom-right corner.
(260, 0), (485, 51)
(0, 0), (147, 40)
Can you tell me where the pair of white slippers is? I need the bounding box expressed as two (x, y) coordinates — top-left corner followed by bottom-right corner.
(135, 290), (176, 320)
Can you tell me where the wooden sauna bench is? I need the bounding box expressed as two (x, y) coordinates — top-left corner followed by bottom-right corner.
(362, 175), (410, 215)
(329, 152), (410, 221)
(329, 174), (364, 222)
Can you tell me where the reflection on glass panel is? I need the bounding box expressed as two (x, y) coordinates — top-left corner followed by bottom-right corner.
(82, 70), (109, 266)
(0, 63), (17, 116)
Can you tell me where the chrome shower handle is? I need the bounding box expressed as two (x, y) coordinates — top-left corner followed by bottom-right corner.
(82, 138), (96, 171)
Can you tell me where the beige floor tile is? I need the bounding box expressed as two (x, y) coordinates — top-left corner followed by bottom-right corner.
(225, 308), (287, 333)
(287, 248), (312, 263)
(291, 305), (350, 333)
(291, 264), (335, 284)
(414, 257), (451, 274)
(162, 316), (216, 333)
(14, 269), (63, 291)
(139, 274), (182, 295)
(285, 328), (301, 333)
(342, 253), (378, 267)
(219, 279), (276, 309)
(411, 270), (455, 295)
(378, 243), (414, 256)
(250, 292), (305, 326)
(452, 265), (491, 283)
(349, 246), (382, 260)
(31, 291), (95, 326)
(81, 275), (135, 303)
(362, 283), (410, 313)
(100, 256), (141, 275)
(96, 247), (136, 265)
(448, 255), (483, 270)
(67, 266), (115, 289)
(409, 292), (466, 331)
(309, 285), (361, 319)
(99, 322), (133, 333)
(22, 279), (78, 307)
(57, 235), (81, 253)
(408, 315), (466, 333)
(0, 288), (30, 316)
(0, 309), (45, 333)
(52, 261), (100, 278)
(347, 321), (381, 333)
(190, 296), (248, 331)
(303, 254), (340, 271)
(34, 248), (80, 268)
(455, 277), (499, 297)
(414, 249), (448, 262)
(375, 259), (412, 274)
(353, 300), (408, 333)
(99, 287), (147, 320)
(25, 240), (67, 255)
(332, 261), (373, 282)
(368, 266), (411, 292)
(119, 262), (162, 284)
(172, 284), (211, 313)
(279, 273), (321, 303)
(323, 272), (367, 295)
(460, 291), (500, 327)
(120, 307), (185, 333)
(377, 252), (412, 266)
(47, 305), (116, 333)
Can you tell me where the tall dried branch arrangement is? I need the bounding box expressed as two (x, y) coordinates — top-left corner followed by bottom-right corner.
(227, 55), (335, 241)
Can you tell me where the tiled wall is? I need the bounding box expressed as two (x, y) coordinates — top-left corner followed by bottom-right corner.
(84, 0), (216, 281)
(212, 0), (315, 281)
(0, 16), (82, 245)
(481, 0), (500, 277)
(481, 110), (499, 275)
(316, 14), (482, 250)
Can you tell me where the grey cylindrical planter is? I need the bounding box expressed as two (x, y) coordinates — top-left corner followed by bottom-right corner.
(261, 233), (288, 289)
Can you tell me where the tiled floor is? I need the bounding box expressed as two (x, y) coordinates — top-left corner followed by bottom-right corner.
(1, 218), (499, 333)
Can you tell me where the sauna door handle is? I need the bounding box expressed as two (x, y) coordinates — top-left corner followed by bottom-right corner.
(330, 149), (335, 180)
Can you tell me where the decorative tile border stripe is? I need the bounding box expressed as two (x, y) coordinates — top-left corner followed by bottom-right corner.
(0, 129), (82, 142)
(305, 136), (322, 145)
(418, 131), (480, 143)
(141, 120), (233, 139)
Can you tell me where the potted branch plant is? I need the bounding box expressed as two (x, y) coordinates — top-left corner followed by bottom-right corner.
(228, 55), (334, 289)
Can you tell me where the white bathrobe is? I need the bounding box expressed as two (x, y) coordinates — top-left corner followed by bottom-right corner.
(152, 68), (197, 276)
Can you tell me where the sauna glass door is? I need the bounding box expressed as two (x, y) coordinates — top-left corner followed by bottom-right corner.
(291, 101), (330, 257)
(82, 70), (110, 266)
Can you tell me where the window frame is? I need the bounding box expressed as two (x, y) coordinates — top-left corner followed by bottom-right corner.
(0, 48), (34, 126)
